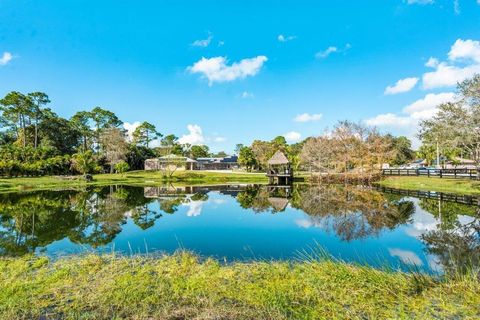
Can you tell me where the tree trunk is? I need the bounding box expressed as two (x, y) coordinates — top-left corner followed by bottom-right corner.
(21, 115), (26, 148)
(34, 116), (38, 149)
(146, 129), (149, 148)
(473, 146), (480, 180)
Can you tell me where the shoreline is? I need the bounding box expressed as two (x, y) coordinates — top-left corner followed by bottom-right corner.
(0, 170), (269, 194)
(0, 171), (479, 195)
(377, 176), (480, 195)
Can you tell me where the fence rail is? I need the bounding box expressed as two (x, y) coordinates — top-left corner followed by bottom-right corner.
(381, 168), (479, 179)
(375, 186), (480, 206)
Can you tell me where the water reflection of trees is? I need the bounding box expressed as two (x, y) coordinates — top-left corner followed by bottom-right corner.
(421, 220), (480, 274)
(235, 185), (480, 274)
(0, 187), (155, 255)
(236, 186), (275, 213)
(1, 184), (478, 274)
(0, 186), (211, 256)
(236, 185), (416, 241)
(294, 186), (417, 241)
(418, 198), (480, 274)
(418, 198), (478, 230)
(0, 191), (81, 256)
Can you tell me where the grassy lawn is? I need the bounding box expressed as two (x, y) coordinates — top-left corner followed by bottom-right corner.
(378, 176), (480, 195)
(0, 170), (268, 193)
(0, 253), (478, 319)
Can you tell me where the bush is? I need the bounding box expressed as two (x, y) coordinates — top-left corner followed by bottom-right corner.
(72, 151), (100, 176)
(0, 145), (74, 177)
(114, 161), (130, 174)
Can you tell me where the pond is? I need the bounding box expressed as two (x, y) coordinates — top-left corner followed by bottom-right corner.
(0, 184), (478, 274)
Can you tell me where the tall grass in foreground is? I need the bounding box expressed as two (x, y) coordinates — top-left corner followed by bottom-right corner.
(0, 251), (479, 319)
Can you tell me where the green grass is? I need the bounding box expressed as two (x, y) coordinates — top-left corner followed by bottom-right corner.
(0, 170), (268, 193)
(0, 252), (478, 319)
(378, 176), (480, 195)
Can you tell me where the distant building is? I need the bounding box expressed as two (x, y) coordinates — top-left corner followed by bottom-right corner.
(404, 157), (476, 169)
(402, 159), (427, 168)
(145, 154), (197, 171)
(194, 155), (239, 170)
(144, 154), (238, 171)
(445, 157), (476, 169)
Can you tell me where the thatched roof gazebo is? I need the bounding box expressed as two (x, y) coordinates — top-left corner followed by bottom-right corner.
(268, 150), (290, 166)
(266, 150), (293, 185)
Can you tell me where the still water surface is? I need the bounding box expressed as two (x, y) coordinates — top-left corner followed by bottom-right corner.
(0, 184), (478, 273)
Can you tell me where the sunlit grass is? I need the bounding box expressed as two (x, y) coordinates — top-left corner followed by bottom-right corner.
(0, 252), (478, 319)
(378, 176), (480, 195)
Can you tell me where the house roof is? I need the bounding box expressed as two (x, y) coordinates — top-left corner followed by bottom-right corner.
(221, 155), (238, 163)
(268, 151), (290, 165)
(452, 157), (475, 164)
(158, 154), (197, 163)
(413, 159), (427, 164)
(196, 155), (238, 163)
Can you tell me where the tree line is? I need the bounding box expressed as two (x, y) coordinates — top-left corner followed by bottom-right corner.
(3, 75), (477, 178)
(238, 74), (480, 177)
(0, 91), (226, 177)
(419, 74), (480, 176)
(237, 123), (414, 176)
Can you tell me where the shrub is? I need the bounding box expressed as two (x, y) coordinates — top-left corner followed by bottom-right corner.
(114, 161), (130, 174)
(72, 151), (100, 176)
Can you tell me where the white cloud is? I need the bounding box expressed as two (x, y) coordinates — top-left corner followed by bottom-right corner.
(294, 113), (323, 122)
(388, 248), (423, 266)
(422, 62), (480, 89)
(422, 38), (480, 89)
(365, 113), (414, 128)
(184, 201), (203, 217)
(212, 198), (226, 205)
(191, 33), (213, 47)
(283, 131), (302, 143)
(241, 91), (254, 99)
(315, 46), (338, 59)
(366, 92), (455, 127)
(123, 121), (141, 141)
(425, 57), (439, 68)
(178, 124), (205, 145)
(188, 56), (268, 85)
(384, 77), (419, 95)
(402, 92), (456, 119)
(448, 39), (480, 62)
(405, 0), (433, 4)
(295, 219), (313, 228)
(0, 52), (13, 65)
(277, 34), (297, 42)
(213, 136), (227, 143)
(315, 43), (351, 59)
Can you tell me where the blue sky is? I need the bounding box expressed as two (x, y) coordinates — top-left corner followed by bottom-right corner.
(1, 0), (479, 152)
